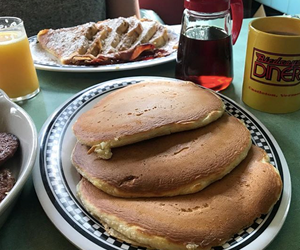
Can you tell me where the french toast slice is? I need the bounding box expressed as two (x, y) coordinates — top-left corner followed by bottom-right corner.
(37, 22), (98, 64)
(37, 16), (177, 65)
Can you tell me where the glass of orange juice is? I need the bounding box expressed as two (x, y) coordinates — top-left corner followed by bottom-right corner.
(0, 17), (39, 102)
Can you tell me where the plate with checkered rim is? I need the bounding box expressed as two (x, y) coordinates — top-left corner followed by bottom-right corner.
(33, 76), (291, 250)
(28, 27), (178, 73)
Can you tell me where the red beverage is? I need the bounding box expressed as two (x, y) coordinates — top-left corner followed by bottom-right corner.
(175, 26), (233, 91)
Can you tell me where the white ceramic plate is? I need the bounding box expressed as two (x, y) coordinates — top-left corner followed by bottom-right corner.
(29, 27), (178, 73)
(33, 76), (291, 250)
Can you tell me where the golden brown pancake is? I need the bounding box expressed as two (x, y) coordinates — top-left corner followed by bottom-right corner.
(77, 145), (283, 250)
(72, 114), (251, 197)
(72, 80), (225, 159)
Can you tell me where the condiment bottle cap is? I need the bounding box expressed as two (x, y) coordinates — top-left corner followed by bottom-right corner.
(184, 0), (230, 13)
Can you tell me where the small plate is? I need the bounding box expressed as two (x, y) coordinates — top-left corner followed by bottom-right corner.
(29, 27), (178, 73)
(33, 76), (291, 250)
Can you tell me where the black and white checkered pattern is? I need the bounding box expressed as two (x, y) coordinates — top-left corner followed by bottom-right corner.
(224, 100), (276, 166)
(41, 78), (282, 250)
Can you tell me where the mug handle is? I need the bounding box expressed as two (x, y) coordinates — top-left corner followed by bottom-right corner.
(231, 0), (243, 45)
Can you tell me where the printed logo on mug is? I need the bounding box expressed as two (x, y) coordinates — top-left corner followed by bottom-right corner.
(242, 17), (300, 113)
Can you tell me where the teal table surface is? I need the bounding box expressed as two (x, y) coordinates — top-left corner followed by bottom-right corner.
(0, 18), (299, 250)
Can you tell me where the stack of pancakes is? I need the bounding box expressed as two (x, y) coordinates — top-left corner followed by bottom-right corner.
(71, 80), (282, 250)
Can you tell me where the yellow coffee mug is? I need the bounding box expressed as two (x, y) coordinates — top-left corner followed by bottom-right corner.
(242, 17), (300, 113)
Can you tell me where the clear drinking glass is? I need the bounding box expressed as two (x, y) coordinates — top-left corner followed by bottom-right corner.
(175, 0), (243, 91)
(0, 17), (39, 102)
(175, 9), (234, 91)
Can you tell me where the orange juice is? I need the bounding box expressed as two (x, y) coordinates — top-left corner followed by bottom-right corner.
(0, 30), (39, 100)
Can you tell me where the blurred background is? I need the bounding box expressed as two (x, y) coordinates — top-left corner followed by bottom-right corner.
(139, 0), (300, 25)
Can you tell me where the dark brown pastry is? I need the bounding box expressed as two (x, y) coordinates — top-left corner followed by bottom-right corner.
(0, 132), (19, 166)
(0, 169), (15, 202)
